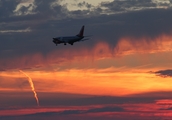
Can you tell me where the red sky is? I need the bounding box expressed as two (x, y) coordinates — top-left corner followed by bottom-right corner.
(1, 0), (172, 119)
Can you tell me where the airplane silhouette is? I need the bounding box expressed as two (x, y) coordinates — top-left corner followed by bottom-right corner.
(53, 25), (90, 46)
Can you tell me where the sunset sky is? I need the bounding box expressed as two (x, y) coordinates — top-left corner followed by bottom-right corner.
(1, 0), (172, 119)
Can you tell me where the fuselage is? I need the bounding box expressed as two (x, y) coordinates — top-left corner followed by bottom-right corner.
(53, 36), (84, 45)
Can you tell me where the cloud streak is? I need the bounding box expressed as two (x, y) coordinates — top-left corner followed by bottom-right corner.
(19, 70), (40, 106)
(0, 28), (31, 33)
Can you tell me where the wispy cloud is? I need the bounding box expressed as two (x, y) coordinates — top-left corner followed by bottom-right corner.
(13, 0), (36, 16)
(0, 28), (31, 33)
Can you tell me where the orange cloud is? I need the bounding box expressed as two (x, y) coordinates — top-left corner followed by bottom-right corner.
(116, 34), (172, 55)
(0, 34), (172, 71)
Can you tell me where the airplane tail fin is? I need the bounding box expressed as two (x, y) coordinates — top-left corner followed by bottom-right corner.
(76, 25), (84, 37)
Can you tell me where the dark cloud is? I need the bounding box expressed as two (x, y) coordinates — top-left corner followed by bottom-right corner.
(77, 1), (93, 9)
(160, 107), (172, 110)
(19, 106), (124, 116)
(1, 90), (172, 109)
(100, 0), (157, 13)
(37, 91), (172, 107)
(15, 106), (124, 116)
(86, 106), (124, 113)
(154, 69), (172, 77)
(34, 0), (67, 18)
(1, 91), (172, 119)
(100, 0), (172, 13)
(0, 0), (19, 18)
(0, 91), (38, 107)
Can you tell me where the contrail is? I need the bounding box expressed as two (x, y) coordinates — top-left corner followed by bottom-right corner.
(19, 70), (40, 106)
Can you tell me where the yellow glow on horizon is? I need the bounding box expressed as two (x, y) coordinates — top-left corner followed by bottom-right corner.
(1, 68), (172, 96)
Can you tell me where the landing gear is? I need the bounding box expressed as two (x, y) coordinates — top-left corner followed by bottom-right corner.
(64, 43), (66, 45)
(69, 42), (74, 45)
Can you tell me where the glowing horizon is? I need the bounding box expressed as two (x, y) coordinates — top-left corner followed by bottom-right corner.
(0, 34), (172, 97)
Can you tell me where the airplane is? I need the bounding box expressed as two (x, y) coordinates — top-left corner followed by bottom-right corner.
(52, 25), (90, 46)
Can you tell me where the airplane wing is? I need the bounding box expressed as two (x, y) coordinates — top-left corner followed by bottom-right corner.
(81, 38), (90, 41)
(78, 38), (92, 42)
(78, 35), (93, 42)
